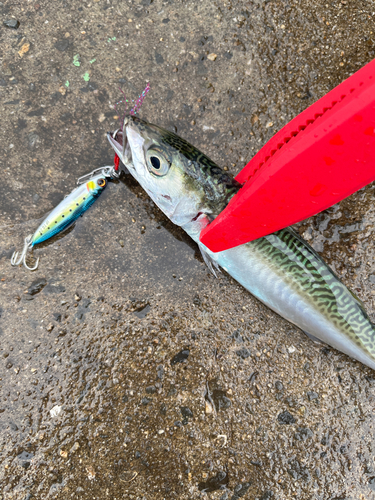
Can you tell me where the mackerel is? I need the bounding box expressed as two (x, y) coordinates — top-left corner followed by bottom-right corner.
(108, 116), (375, 370)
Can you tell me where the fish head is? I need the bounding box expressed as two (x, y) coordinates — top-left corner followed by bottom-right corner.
(86, 174), (107, 196)
(107, 116), (240, 227)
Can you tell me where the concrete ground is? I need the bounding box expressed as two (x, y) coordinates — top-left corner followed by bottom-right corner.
(1, 0), (375, 498)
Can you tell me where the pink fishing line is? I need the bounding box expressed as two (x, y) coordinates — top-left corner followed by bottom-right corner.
(114, 82), (150, 131)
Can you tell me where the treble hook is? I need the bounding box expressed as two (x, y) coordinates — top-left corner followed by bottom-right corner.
(10, 235), (39, 271)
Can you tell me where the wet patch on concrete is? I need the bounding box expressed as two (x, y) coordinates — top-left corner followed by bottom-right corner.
(2, 0), (375, 499)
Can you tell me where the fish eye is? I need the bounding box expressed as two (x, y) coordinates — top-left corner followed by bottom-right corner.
(97, 178), (106, 187)
(150, 156), (161, 170)
(146, 148), (170, 177)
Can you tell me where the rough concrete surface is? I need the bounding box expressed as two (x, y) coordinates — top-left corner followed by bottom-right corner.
(1, 0), (375, 499)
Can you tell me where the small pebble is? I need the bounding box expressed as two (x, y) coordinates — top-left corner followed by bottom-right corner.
(277, 410), (296, 425)
(298, 406), (306, 416)
(71, 442), (80, 452)
(236, 347), (251, 359)
(55, 39), (70, 52)
(170, 349), (190, 365)
(18, 43), (30, 58)
(207, 53), (217, 61)
(275, 381), (284, 391)
(205, 401), (213, 414)
(50, 405), (62, 418)
(28, 277), (47, 296)
(4, 19), (20, 29)
(307, 391), (318, 401)
(86, 466), (95, 480)
(180, 406), (193, 419)
(28, 132), (40, 149)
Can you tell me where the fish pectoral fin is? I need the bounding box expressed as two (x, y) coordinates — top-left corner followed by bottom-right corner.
(303, 330), (324, 344)
(198, 243), (221, 278)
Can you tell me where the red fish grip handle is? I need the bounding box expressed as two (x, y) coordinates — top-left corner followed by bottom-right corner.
(200, 58), (375, 252)
(242, 93), (350, 185)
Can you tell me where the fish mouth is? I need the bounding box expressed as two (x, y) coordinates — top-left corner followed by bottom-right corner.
(107, 129), (125, 156)
(107, 127), (132, 165)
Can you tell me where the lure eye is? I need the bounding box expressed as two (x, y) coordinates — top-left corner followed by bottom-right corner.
(97, 178), (106, 187)
(146, 148), (170, 177)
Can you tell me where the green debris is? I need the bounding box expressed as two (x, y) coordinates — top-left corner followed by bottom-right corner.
(65, 81), (69, 87)
(73, 54), (81, 67)
(107, 37), (116, 42)
(89, 58), (96, 64)
(82, 72), (90, 82)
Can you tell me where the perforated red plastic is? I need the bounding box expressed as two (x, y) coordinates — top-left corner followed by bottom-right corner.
(200, 58), (375, 252)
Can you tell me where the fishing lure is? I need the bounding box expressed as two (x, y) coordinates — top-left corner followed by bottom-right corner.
(11, 166), (117, 270)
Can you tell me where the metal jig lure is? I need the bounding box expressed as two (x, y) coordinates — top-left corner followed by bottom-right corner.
(11, 166), (118, 270)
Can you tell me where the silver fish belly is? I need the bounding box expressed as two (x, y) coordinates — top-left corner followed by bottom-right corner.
(185, 223), (375, 370)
